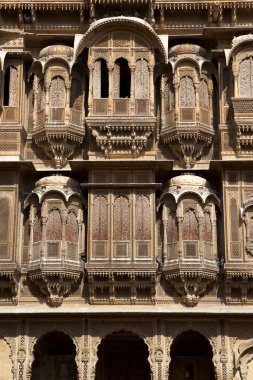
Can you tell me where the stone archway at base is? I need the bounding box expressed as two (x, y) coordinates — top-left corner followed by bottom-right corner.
(169, 330), (216, 380)
(31, 331), (78, 380)
(95, 330), (151, 380)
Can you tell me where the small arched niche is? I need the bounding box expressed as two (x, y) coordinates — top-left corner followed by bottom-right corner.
(31, 331), (78, 380)
(95, 330), (151, 380)
(169, 330), (215, 380)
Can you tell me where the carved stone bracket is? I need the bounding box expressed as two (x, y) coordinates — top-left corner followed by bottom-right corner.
(167, 272), (216, 306)
(89, 123), (154, 157)
(28, 267), (82, 307)
(161, 130), (213, 168)
(32, 126), (85, 169)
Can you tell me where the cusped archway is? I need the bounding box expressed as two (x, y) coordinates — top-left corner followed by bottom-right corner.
(169, 330), (215, 380)
(31, 331), (78, 380)
(95, 330), (151, 380)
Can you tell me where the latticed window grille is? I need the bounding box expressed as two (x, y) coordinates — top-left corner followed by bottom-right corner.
(92, 195), (108, 240)
(135, 195), (151, 241)
(49, 76), (66, 108)
(167, 211), (178, 244)
(179, 76), (195, 108)
(239, 57), (253, 97)
(113, 195), (130, 241)
(0, 197), (10, 258)
(182, 209), (199, 241)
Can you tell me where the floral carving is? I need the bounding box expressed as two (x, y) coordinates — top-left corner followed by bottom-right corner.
(93, 195), (108, 240)
(135, 59), (149, 99)
(49, 76), (66, 108)
(136, 194), (151, 241)
(239, 57), (253, 97)
(179, 76), (195, 108)
(113, 195), (130, 241)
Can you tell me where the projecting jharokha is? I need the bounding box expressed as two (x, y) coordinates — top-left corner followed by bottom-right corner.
(0, 1), (253, 379)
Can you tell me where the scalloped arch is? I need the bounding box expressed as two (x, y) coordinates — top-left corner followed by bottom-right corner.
(74, 16), (167, 63)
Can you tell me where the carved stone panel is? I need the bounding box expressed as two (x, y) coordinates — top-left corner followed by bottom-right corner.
(66, 211), (78, 243)
(93, 60), (101, 99)
(92, 195), (108, 241)
(136, 194), (151, 241)
(239, 57), (253, 98)
(203, 212), (212, 242)
(33, 213), (42, 243)
(200, 80), (209, 109)
(167, 212), (178, 244)
(0, 197), (10, 257)
(46, 209), (62, 241)
(179, 76), (195, 108)
(135, 59), (149, 99)
(49, 76), (66, 108)
(182, 209), (199, 241)
(113, 195), (130, 241)
(8, 66), (18, 107)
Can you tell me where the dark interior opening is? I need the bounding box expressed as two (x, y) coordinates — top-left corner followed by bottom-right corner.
(169, 330), (216, 380)
(3, 67), (10, 106)
(116, 58), (131, 98)
(95, 330), (151, 380)
(31, 331), (77, 380)
(100, 59), (109, 98)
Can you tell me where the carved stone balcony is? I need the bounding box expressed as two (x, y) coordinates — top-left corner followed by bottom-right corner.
(160, 109), (214, 168)
(25, 175), (84, 306)
(224, 263), (253, 304)
(86, 263), (157, 305)
(159, 173), (220, 306)
(87, 111), (156, 157)
(163, 259), (219, 306)
(28, 259), (82, 307)
(232, 98), (253, 155)
(31, 107), (85, 168)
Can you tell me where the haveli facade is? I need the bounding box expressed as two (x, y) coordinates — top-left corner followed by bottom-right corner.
(1, 0), (253, 379)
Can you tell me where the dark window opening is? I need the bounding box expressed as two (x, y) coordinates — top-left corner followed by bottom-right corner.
(116, 58), (131, 98)
(101, 59), (109, 98)
(3, 67), (10, 106)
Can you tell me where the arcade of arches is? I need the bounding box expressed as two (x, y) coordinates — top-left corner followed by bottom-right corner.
(27, 328), (217, 380)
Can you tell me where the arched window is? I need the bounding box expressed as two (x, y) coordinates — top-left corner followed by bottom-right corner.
(136, 194), (151, 241)
(93, 59), (109, 99)
(70, 79), (82, 110)
(199, 80), (209, 109)
(45, 209), (62, 258)
(203, 212), (212, 242)
(4, 66), (18, 107)
(238, 56), (253, 97)
(32, 212), (42, 260)
(113, 58), (131, 98)
(66, 211), (79, 260)
(135, 59), (149, 99)
(37, 79), (45, 111)
(93, 195), (108, 241)
(49, 76), (66, 108)
(113, 195), (130, 241)
(0, 197), (10, 258)
(179, 76), (195, 108)
(167, 211), (178, 244)
(182, 209), (199, 241)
